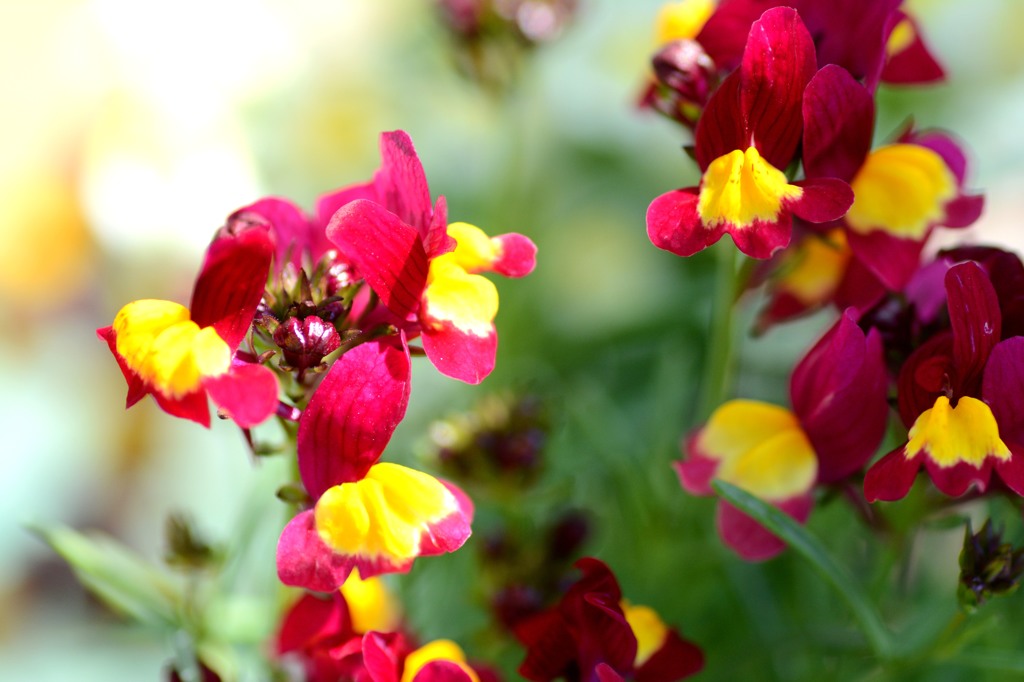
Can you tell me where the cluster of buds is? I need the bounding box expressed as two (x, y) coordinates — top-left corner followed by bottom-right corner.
(958, 520), (1024, 612)
(435, 0), (580, 88)
(640, 1), (1023, 570)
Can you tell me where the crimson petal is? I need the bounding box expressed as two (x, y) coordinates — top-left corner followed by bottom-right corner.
(788, 177), (854, 224)
(327, 198), (429, 321)
(863, 447), (920, 502)
(421, 321), (497, 385)
(297, 338), (411, 498)
(946, 261), (1001, 393)
(375, 130), (434, 237)
(716, 494), (812, 561)
(880, 11), (945, 85)
(982, 337), (1024, 444)
(846, 228), (926, 292)
(203, 360), (278, 428)
(802, 65), (874, 182)
(646, 187), (719, 258)
(276, 510), (355, 592)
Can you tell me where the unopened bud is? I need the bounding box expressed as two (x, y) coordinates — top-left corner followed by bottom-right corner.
(273, 315), (342, 372)
(958, 519), (1024, 612)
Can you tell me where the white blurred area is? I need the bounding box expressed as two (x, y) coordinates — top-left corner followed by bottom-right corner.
(0, 0), (1023, 679)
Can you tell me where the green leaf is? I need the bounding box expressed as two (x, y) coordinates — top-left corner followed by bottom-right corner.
(947, 650), (1024, 673)
(31, 523), (182, 628)
(712, 480), (896, 659)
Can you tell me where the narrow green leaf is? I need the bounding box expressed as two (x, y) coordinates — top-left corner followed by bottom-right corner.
(31, 523), (182, 628)
(712, 480), (896, 659)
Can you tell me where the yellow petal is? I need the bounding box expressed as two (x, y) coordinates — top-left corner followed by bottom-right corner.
(847, 143), (956, 239)
(698, 147), (803, 230)
(656, 0), (716, 44)
(401, 640), (479, 682)
(622, 601), (668, 667)
(446, 222), (500, 274)
(340, 571), (402, 633)
(906, 396), (1010, 467)
(423, 257), (498, 337)
(773, 230), (850, 305)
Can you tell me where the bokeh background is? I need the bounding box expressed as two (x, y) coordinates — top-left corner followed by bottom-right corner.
(3, 0), (1024, 680)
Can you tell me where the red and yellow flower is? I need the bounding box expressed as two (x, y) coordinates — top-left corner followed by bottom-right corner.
(98, 222), (278, 428)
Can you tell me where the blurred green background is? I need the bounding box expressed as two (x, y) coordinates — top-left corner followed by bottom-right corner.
(3, 0), (1024, 680)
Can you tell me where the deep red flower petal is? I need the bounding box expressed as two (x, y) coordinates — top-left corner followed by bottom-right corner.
(995, 444), (1024, 497)
(983, 337), (1024, 444)
(327, 198), (429, 321)
(717, 495), (812, 562)
(277, 592), (352, 655)
(413, 661), (476, 682)
(646, 188), (721, 258)
(925, 457), (993, 497)
(725, 214), (793, 260)
(362, 631), (408, 682)
(374, 130), (434, 238)
(97, 325), (149, 408)
(863, 447), (921, 502)
(846, 228), (925, 292)
(880, 11), (945, 85)
(895, 333), (953, 427)
(203, 361), (278, 428)
(515, 609), (576, 682)
(693, 71), (747, 169)
(189, 224), (274, 351)
(635, 630), (704, 682)
(793, 0), (899, 89)
(276, 510), (356, 592)
(232, 197), (323, 271)
(788, 178), (854, 224)
(297, 338), (411, 497)
(424, 195), (456, 260)
(946, 261), (1002, 393)
(791, 312), (888, 483)
(739, 7), (816, 169)
(151, 388), (211, 428)
(421, 321), (497, 385)
(802, 65), (874, 182)
(316, 181), (377, 233)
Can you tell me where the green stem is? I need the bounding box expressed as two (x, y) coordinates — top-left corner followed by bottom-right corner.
(698, 241), (740, 422)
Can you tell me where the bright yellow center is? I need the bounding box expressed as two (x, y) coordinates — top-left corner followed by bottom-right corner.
(446, 222), (501, 274)
(340, 571), (402, 634)
(698, 147), (803, 230)
(622, 601), (668, 667)
(886, 18), (916, 57)
(314, 463), (456, 560)
(400, 640), (479, 682)
(423, 255), (499, 337)
(113, 299), (231, 398)
(906, 396), (1010, 468)
(775, 230), (850, 305)
(697, 400), (818, 501)
(847, 143), (956, 239)
(655, 0), (716, 44)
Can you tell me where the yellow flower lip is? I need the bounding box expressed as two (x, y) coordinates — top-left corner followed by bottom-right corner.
(697, 147), (803, 230)
(401, 640), (479, 682)
(847, 143), (956, 239)
(906, 395), (1010, 468)
(113, 299), (231, 398)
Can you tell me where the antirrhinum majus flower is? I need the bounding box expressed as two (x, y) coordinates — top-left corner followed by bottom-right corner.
(327, 130), (537, 384)
(276, 338), (474, 592)
(646, 7), (853, 260)
(864, 261), (1024, 501)
(514, 557), (703, 682)
(678, 312), (888, 559)
(98, 221), (278, 428)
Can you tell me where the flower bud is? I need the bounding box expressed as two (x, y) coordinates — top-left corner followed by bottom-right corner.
(646, 39), (717, 128)
(958, 519), (1024, 612)
(273, 315), (342, 372)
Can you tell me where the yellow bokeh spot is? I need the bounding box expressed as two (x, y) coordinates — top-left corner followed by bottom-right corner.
(698, 147), (803, 230)
(401, 640), (479, 682)
(423, 256), (499, 337)
(886, 18), (916, 57)
(656, 0), (716, 44)
(775, 230), (850, 305)
(698, 400), (818, 501)
(113, 299), (230, 397)
(622, 601), (668, 667)
(340, 571), (402, 634)
(315, 463), (455, 560)
(847, 143), (956, 239)
(906, 396), (1010, 468)
(447, 222), (500, 274)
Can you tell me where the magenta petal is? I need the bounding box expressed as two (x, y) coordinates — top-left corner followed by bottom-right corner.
(189, 224), (274, 351)
(362, 632), (404, 682)
(316, 181), (377, 232)
(276, 510), (355, 592)
(203, 361), (278, 428)
(863, 447), (920, 502)
(414, 661), (476, 682)
(946, 261), (1001, 390)
(675, 446), (719, 497)
(694, 72), (748, 169)
(416, 480), (474, 557)
(635, 630), (704, 682)
(492, 233), (538, 278)
(717, 494), (812, 562)
(297, 338), (412, 498)
(327, 198), (429, 321)
(789, 177), (854, 224)
(424, 195), (455, 259)
(880, 12), (945, 85)
(98, 325), (149, 408)
(233, 197), (320, 271)
(995, 445), (1024, 497)
(802, 65), (874, 182)
(739, 7), (817, 169)
(151, 388), (211, 428)
(942, 194), (985, 229)
(375, 130), (434, 237)
(276, 592), (351, 655)
(725, 214), (793, 260)
(792, 313), (888, 483)
(925, 458), (992, 497)
(846, 228), (925, 291)
(646, 188), (720, 258)
(421, 322), (497, 385)
(983, 337), (1024, 443)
